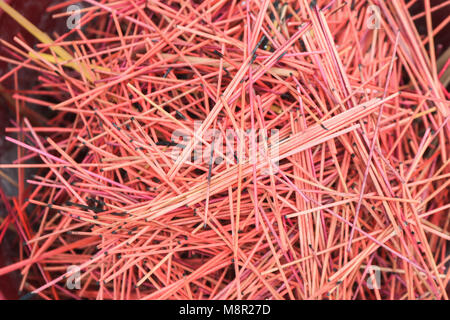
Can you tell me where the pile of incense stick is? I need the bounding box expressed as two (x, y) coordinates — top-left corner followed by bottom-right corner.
(0, 0), (449, 300)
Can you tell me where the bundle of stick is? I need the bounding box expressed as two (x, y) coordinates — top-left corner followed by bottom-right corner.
(0, 0), (448, 300)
